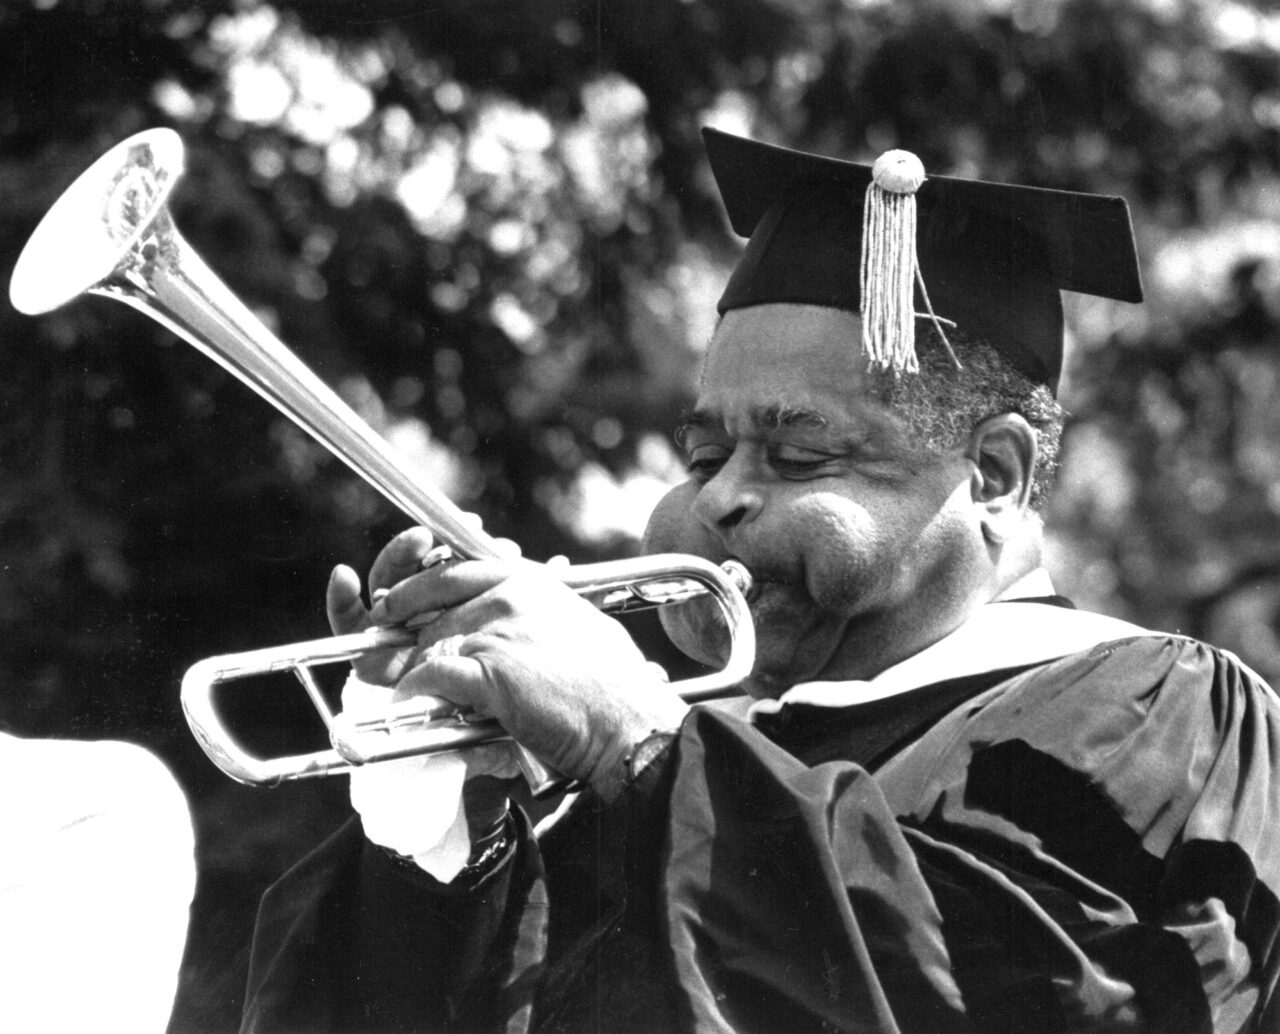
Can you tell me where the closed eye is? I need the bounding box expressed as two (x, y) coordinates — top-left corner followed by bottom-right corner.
(769, 444), (841, 478)
(686, 448), (730, 482)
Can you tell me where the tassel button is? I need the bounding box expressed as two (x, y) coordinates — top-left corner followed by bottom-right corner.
(870, 150), (925, 195)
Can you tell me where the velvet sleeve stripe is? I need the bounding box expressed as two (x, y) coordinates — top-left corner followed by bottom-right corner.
(902, 824), (1214, 1034)
(1160, 839), (1280, 1024)
(930, 738), (1278, 1024)
(962, 739), (1166, 915)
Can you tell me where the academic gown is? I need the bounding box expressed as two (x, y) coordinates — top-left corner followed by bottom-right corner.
(241, 600), (1280, 1033)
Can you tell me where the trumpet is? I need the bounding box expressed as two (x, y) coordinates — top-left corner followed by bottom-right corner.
(9, 128), (755, 787)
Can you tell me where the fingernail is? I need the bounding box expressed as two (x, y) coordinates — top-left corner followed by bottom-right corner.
(405, 608), (444, 630)
(371, 588), (389, 604)
(419, 545), (455, 571)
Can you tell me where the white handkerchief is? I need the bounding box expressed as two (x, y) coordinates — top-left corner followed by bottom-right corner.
(342, 675), (474, 881)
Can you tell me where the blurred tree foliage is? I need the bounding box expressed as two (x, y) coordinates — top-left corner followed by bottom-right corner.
(1, 0), (1278, 1028)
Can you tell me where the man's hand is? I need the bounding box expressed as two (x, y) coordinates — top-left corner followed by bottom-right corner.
(327, 524), (522, 684)
(375, 558), (690, 801)
(330, 526), (529, 857)
(327, 526), (445, 685)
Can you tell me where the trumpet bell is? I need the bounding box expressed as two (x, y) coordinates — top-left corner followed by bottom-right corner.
(11, 129), (184, 317)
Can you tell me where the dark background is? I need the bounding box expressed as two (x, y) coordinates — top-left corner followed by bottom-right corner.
(1, 1), (1278, 1029)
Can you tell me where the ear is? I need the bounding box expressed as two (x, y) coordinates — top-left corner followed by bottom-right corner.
(965, 414), (1037, 545)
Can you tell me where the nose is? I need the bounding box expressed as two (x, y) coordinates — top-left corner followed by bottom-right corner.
(691, 451), (764, 533)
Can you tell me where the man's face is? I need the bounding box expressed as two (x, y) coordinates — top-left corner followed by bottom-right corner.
(644, 304), (983, 698)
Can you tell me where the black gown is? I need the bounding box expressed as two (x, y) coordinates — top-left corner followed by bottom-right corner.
(241, 604), (1280, 1033)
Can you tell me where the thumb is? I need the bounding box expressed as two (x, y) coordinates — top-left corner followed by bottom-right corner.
(327, 564), (370, 635)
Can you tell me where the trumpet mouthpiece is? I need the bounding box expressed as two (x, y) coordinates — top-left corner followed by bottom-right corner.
(720, 558), (755, 601)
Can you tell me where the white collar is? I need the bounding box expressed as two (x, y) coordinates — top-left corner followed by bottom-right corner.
(995, 566), (1057, 600)
(746, 569), (1152, 719)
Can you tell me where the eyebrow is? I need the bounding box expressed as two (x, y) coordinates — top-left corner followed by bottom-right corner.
(760, 404), (829, 431)
(675, 404), (830, 446)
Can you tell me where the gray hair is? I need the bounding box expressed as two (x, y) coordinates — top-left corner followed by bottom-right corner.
(866, 327), (1065, 510)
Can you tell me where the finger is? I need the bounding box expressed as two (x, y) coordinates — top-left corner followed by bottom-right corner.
(368, 526), (438, 592)
(372, 559), (520, 627)
(493, 537), (523, 560)
(327, 564), (369, 635)
(395, 652), (490, 713)
(458, 511), (523, 558)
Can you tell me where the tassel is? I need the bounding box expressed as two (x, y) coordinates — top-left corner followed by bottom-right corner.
(860, 149), (959, 375)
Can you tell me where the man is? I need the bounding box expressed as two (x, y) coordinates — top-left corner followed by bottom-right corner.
(241, 130), (1280, 1032)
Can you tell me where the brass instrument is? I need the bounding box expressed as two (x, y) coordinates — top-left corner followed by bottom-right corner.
(9, 129), (754, 787)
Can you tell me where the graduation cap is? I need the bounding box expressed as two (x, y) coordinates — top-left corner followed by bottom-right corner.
(704, 128), (1143, 392)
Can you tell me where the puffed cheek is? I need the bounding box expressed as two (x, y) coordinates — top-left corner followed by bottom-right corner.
(640, 480), (705, 554)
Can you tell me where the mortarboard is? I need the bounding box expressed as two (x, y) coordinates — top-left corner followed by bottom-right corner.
(704, 128), (1143, 393)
